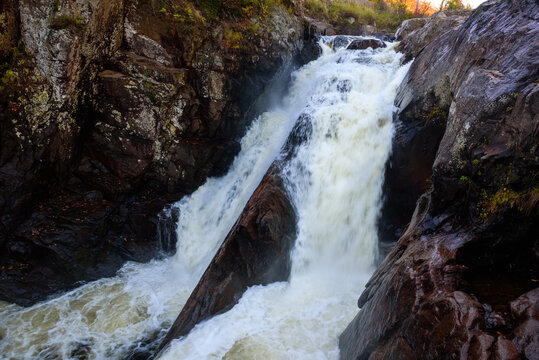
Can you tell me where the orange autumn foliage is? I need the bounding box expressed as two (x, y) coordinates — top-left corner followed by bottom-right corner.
(394, 0), (437, 15)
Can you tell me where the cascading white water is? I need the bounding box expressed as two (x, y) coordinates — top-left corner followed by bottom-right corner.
(0, 78), (301, 359)
(0, 37), (410, 360)
(157, 39), (410, 359)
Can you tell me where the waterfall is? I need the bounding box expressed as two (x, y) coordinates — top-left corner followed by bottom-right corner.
(0, 37), (409, 360)
(157, 39), (410, 359)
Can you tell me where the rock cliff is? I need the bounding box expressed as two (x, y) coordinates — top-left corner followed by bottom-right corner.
(341, 0), (538, 359)
(378, 7), (472, 252)
(0, 0), (307, 305)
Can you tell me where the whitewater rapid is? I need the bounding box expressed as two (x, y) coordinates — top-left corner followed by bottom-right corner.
(0, 37), (409, 359)
(158, 38), (409, 360)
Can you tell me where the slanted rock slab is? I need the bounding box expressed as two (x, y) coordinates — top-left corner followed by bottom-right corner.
(157, 165), (296, 354)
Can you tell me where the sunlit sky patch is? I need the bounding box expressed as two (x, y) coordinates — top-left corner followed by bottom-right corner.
(432, 0), (485, 9)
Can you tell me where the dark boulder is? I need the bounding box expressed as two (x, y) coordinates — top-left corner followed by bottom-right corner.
(329, 35), (393, 52)
(157, 166), (296, 353)
(0, 183), (179, 305)
(375, 34), (395, 42)
(341, 0), (539, 358)
(346, 38), (386, 50)
(332, 35), (352, 50)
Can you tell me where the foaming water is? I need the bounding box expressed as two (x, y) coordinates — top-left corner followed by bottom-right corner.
(158, 39), (410, 359)
(0, 37), (410, 360)
(0, 69), (305, 359)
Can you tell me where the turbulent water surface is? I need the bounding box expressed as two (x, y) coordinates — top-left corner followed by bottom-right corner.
(0, 37), (409, 359)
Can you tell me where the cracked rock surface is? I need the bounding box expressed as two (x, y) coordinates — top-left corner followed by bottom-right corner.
(341, 0), (539, 359)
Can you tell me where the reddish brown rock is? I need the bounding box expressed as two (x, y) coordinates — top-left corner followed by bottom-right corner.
(494, 338), (520, 360)
(157, 166), (296, 353)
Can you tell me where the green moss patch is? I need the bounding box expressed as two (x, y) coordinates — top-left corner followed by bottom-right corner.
(480, 186), (539, 219)
(50, 15), (85, 30)
(0, 47), (38, 95)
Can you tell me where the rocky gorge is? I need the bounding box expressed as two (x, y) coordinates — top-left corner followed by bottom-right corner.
(341, 0), (538, 359)
(0, 0), (537, 359)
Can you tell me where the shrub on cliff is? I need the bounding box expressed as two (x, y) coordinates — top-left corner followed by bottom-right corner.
(153, 0), (294, 47)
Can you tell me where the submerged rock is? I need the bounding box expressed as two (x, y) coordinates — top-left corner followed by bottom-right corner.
(157, 166), (296, 353)
(341, 0), (539, 358)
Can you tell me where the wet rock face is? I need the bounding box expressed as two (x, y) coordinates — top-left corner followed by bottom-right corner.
(378, 8), (472, 251)
(343, 207), (537, 359)
(0, 184), (179, 306)
(0, 0), (305, 305)
(342, 0), (539, 358)
(157, 166), (296, 353)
